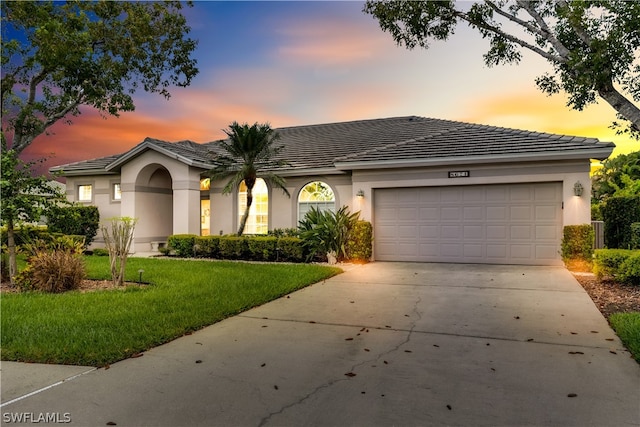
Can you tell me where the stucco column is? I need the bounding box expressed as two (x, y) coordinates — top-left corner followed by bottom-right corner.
(173, 179), (201, 235)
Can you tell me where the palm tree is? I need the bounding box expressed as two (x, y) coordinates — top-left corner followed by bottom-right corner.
(208, 122), (290, 236)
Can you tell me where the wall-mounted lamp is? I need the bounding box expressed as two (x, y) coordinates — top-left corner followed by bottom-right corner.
(356, 189), (365, 199)
(573, 181), (584, 197)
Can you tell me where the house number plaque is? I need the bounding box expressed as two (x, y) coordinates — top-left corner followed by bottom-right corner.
(448, 171), (470, 178)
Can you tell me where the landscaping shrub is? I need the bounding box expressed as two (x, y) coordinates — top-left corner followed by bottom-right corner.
(561, 224), (594, 262)
(167, 234), (197, 257)
(47, 205), (100, 246)
(602, 195), (640, 248)
(16, 236), (86, 293)
(219, 236), (248, 259)
(92, 248), (109, 256)
(619, 252), (640, 285)
(346, 220), (373, 262)
(593, 249), (635, 279)
(194, 236), (220, 258)
(277, 237), (305, 262)
(1, 224), (49, 247)
(299, 206), (360, 261)
(247, 236), (277, 261)
(631, 223), (640, 250)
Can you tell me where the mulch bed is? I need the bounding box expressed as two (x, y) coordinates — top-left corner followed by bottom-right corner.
(571, 272), (640, 318)
(0, 279), (145, 294)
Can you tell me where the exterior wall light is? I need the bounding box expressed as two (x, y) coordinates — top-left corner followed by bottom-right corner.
(356, 189), (365, 199)
(573, 181), (584, 197)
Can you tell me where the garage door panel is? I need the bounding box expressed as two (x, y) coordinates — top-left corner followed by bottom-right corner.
(374, 183), (562, 265)
(510, 206), (532, 221)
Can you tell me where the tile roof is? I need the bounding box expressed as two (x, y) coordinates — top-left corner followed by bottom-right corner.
(50, 116), (614, 176)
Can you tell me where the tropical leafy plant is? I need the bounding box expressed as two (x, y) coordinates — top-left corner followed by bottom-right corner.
(298, 206), (360, 262)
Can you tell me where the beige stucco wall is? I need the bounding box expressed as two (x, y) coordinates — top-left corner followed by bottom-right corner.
(209, 174), (354, 235)
(351, 159), (592, 228)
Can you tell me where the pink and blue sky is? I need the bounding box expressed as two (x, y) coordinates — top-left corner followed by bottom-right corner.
(20, 1), (639, 173)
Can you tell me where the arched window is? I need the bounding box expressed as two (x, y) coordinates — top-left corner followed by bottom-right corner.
(298, 181), (335, 221)
(238, 178), (268, 234)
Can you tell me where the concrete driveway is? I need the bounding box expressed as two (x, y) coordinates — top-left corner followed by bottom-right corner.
(2, 262), (639, 426)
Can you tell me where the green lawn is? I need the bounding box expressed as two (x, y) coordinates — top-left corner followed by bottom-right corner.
(1, 257), (341, 366)
(609, 312), (640, 363)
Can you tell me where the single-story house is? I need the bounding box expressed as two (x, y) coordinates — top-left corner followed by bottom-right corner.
(51, 115), (614, 265)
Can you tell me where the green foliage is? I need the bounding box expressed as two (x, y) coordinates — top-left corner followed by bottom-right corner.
(276, 237), (305, 262)
(592, 151), (640, 218)
(2, 1), (199, 154)
(602, 195), (640, 248)
(631, 223), (640, 250)
(298, 206), (360, 261)
(1, 149), (66, 283)
(206, 121), (290, 235)
(346, 220), (373, 262)
(609, 312), (640, 362)
(247, 236), (277, 261)
(92, 248), (109, 257)
(219, 236), (248, 259)
(619, 252), (640, 286)
(561, 224), (594, 261)
(167, 234), (197, 257)
(363, 2), (640, 135)
(47, 205), (100, 246)
(166, 234), (307, 263)
(593, 249), (636, 279)
(194, 236), (220, 258)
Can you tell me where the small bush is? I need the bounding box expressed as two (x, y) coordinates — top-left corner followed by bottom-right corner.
(277, 237), (305, 262)
(346, 220), (373, 262)
(92, 248), (110, 256)
(219, 236), (248, 259)
(619, 252), (640, 285)
(16, 236), (86, 293)
(593, 249), (635, 279)
(561, 224), (594, 262)
(167, 234), (197, 257)
(299, 206), (360, 261)
(194, 236), (220, 258)
(247, 237), (277, 261)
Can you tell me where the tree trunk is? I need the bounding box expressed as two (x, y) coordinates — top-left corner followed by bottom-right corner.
(598, 82), (640, 133)
(237, 185), (253, 236)
(7, 217), (18, 286)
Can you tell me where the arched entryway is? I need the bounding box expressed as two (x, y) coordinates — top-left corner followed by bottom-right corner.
(133, 164), (173, 251)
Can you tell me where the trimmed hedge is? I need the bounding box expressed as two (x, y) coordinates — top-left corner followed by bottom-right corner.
(593, 249), (638, 282)
(561, 224), (594, 261)
(167, 234), (197, 257)
(346, 220), (373, 262)
(167, 234), (306, 262)
(47, 205), (100, 246)
(631, 223), (640, 250)
(620, 252), (640, 285)
(602, 195), (640, 249)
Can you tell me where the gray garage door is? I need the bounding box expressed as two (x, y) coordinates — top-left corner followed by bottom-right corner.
(374, 183), (563, 265)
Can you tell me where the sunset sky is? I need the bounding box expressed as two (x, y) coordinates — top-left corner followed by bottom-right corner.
(18, 1), (639, 174)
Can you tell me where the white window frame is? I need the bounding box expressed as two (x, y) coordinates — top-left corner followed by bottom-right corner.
(238, 178), (269, 235)
(77, 184), (93, 202)
(298, 181), (336, 222)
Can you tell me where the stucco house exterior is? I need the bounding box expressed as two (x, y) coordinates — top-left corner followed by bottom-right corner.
(51, 116), (614, 265)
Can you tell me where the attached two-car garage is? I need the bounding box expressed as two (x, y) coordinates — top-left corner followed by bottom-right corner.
(373, 182), (563, 265)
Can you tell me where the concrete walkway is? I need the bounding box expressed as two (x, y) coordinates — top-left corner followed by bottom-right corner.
(2, 263), (639, 426)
